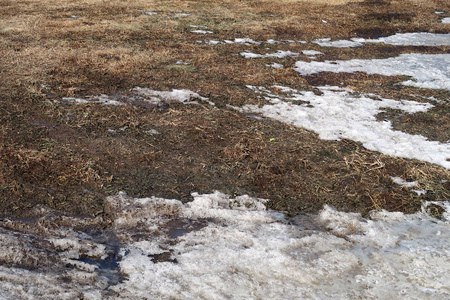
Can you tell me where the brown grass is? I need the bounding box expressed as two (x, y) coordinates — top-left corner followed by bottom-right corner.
(0, 0), (449, 219)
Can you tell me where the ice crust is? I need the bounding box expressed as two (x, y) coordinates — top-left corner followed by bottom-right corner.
(240, 85), (450, 168)
(295, 53), (450, 90)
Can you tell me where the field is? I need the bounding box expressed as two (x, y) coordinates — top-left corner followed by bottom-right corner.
(1, 0), (450, 298)
(1, 0), (449, 220)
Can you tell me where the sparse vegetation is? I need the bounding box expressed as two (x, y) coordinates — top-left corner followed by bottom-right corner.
(0, 0), (449, 219)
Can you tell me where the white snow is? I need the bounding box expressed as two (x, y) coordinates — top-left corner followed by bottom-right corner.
(442, 17), (450, 23)
(295, 53), (450, 90)
(240, 50), (299, 59)
(302, 49), (324, 56)
(198, 38), (306, 45)
(313, 38), (364, 48)
(232, 38), (261, 44)
(191, 30), (214, 34)
(267, 62), (284, 69)
(239, 85), (450, 168)
(363, 32), (450, 46)
(313, 33), (450, 47)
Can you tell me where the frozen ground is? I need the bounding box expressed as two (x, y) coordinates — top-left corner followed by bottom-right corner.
(0, 192), (448, 299)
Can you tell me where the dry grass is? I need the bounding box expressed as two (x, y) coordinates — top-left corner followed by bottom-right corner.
(0, 0), (449, 218)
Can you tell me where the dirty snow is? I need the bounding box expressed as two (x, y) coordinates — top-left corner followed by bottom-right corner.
(391, 176), (419, 188)
(1, 192), (448, 299)
(239, 85), (450, 168)
(313, 38), (364, 48)
(191, 30), (213, 34)
(138, 10), (157, 16)
(240, 50), (299, 59)
(61, 95), (124, 106)
(267, 62), (284, 68)
(295, 53), (450, 90)
(59, 88), (214, 107)
(391, 177), (428, 196)
(132, 87), (208, 104)
(197, 38), (306, 45)
(302, 49), (324, 56)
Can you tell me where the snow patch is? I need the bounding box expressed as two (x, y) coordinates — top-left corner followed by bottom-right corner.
(364, 32), (450, 46)
(302, 50), (324, 56)
(0, 192), (449, 298)
(61, 95), (124, 106)
(239, 85), (450, 168)
(391, 176), (419, 188)
(191, 30), (213, 34)
(313, 33), (450, 47)
(58, 88), (213, 107)
(295, 53), (450, 90)
(313, 38), (364, 48)
(138, 10), (157, 16)
(240, 50), (299, 59)
(267, 62), (284, 69)
(108, 192), (450, 299)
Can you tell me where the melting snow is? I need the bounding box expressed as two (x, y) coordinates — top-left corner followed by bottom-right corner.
(302, 49), (324, 56)
(58, 88), (214, 107)
(61, 95), (124, 106)
(267, 62), (284, 69)
(239, 85), (450, 168)
(363, 32), (450, 46)
(391, 176), (419, 188)
(295, 53), (450, 90)
(313, 38), (364, 48)
(240, 50), (300, 59)
(2, 192), (448, 298)
(138, 10), (157, 16)
(191, 30), (214, 34)
(313, 33), (450, 47)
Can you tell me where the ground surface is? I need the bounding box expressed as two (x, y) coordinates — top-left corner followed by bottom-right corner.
(0, 0), (449, 219)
